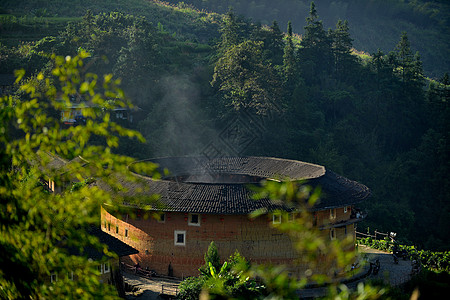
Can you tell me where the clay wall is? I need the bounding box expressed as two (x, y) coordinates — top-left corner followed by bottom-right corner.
(101, 206), (357, 278)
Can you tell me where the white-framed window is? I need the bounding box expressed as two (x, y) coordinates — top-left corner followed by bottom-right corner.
(272, 213), (281, 224)
(330, 228), (336, 240)
(67, 271), (74, 281)
(97, 264), (103, 274)
(125, 228), (129, 238)
(188, 213), (200, 226)
(104, 262), (110, 273)
(174, 230), (186, 246)
(330, 208), (336, 219)
(158, 213), (166, 223)
(50, 273), (57, 283)
(344, 206), (348, 213)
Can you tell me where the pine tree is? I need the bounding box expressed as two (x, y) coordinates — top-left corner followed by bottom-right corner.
(298, 2), (332, 83)
(394, 32), (414, 84)
(331, 20), (355, 81)
(217, 10), (248, 56)
(266, 20), (285, 66)
(283, 21), (297, 94)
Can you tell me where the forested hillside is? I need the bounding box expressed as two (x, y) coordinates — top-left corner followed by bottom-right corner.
(0, 0), (449, 250)
(163, 0), (450, 78)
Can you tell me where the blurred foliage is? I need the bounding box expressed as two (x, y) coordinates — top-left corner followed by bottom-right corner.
(0, 51), (158, 298)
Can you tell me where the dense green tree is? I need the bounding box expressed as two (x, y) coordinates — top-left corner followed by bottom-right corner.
(331, 19), (356, 82)
(211, 40), (282, 115)
(253, 20), (285, 66)
(216, 10), (249, 55)
(282, 21), (297, 94)
(297, 2), (333, 84)
(392, 31), (425, 92)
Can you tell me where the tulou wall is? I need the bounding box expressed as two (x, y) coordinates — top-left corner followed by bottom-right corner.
(101, 205), (357, 278)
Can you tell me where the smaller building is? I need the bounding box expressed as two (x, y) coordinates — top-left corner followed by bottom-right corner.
(50, 226), (138, 296)
(58, 94), (141, 126)
(0, 74), (15, 95)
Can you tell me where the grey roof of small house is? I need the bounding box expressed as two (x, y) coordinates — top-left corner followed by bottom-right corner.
(107, 157), (370, 214)
(69, 226), (139, 260)
(0, 74), (15, 86)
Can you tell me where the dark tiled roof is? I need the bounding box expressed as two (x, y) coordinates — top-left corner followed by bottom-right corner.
(73, 226), (139, 260)
(0, 74), (15, 85)
(148, 156), (325, 180)
(106, 157), (370, 214)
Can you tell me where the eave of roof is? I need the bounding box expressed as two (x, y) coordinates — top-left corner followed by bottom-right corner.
(103, 157), (371, 214)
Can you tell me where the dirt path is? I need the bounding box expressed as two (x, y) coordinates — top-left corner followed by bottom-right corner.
(358, 245), (413, 286)
(298, 245), (414, 298)
(123, 272), (181, 300)
(123, 246), (414, 299)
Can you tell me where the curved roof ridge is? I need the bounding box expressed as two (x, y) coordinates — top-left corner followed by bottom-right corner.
(131, 156), (326, 181)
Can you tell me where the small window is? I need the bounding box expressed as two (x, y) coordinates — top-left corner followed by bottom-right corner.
(158, 213), (166, 223)
(116, 225), (119, 234)
(272, 213), (281, 224)
(188, 214), (200, 226)
(50, 273), (57, 283)
(67, 272), (74, 281)
(104, 262), (110, 273)
(344, 206), (348, 213)
(174, 230), (186, 246)
(104, 221), (107, 229)
(98, 264), (103, 274)
(330, 209), (336, 219)
(330, 229), (336, 240)
(125, 228), (128, 238)
(108, 223), (111, 231)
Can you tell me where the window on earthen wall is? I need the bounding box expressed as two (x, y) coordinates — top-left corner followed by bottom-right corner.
(344, 206), (348, 213)
(330, 228), (336, 240)
(158, 212), (165, 223)
(272, 213), (281, 224)
(104, 262), (110, 273)
(174, 230), (186, 246)
(116, 225), (119, 234)
(188, 213), (200, 226)
(125, 228), (128, 238)
(330, 208), (336, 219)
